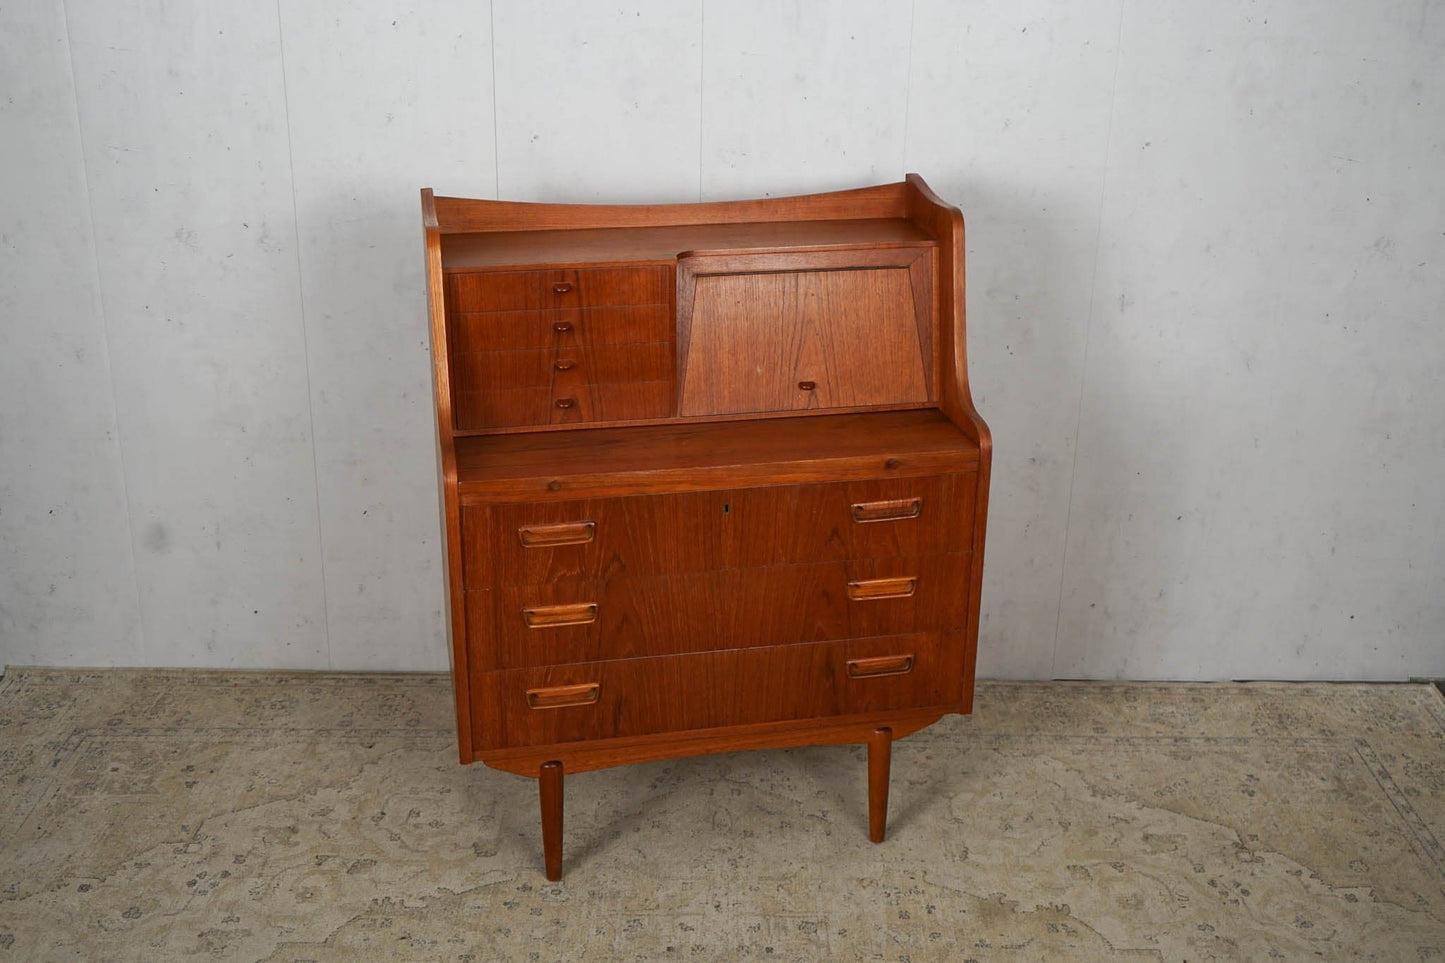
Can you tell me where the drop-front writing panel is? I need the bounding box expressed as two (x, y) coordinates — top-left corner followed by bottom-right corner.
(677, 247), (935, 417)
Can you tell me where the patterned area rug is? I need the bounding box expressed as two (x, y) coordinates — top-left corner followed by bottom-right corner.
(0, 668), (1442, 961)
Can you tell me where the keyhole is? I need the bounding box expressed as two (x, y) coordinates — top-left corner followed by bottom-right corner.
(722, 503), (731, 515)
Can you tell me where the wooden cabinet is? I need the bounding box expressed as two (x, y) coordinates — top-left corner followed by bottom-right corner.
(422, 176), (991, 879)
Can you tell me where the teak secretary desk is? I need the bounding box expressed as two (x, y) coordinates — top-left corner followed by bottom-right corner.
(421, 175), (991, 880)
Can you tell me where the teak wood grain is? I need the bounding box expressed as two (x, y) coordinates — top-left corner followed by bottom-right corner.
(422, 177), (991, 879)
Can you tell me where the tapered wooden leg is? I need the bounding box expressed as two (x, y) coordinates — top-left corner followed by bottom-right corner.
(867, 726), (892, 843)
(539, 760), (564, 881)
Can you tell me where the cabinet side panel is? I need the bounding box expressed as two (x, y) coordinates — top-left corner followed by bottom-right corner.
(904, 175), (991, 714)
(423, 192), (473, 762)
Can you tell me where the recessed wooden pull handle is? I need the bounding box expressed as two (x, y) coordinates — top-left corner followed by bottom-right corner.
(798, 380), (816, 391)
(847, 576), (918, 601)
(553, 321), (574, 333)
(518, 521), (596, 548)
(526, 682), (599, 709)
(554, 359), (576, 371)
(850, 497), (922, 524)
(522, 602), (597, 628)
(552, 282), (574, 294)
(847, 654), (915, 679)
(554, 397), (576, 409)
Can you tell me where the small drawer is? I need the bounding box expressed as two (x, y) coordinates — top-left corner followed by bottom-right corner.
(450, 304), (673, 353)
(464, 554), (972, 670)
(468, 632), (965, 750)
(447, 266), (671, 314)
(454, 379), (673, 430)
(449, 342), (674, 392)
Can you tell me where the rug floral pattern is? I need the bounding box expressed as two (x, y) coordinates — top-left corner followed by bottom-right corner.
(0, 668), (1442, 960)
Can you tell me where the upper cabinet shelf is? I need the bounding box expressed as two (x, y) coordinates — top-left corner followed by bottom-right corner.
(439, 217), (934, 271)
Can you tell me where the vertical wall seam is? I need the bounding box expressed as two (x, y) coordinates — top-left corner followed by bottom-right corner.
(697, 0), (706, 201)
(1049, 0), (1129, 679)
(274, 0), (334, 668)
(490, 0), (501, 199)
(58, 0), (148, 664)
(900, 0), (916, 176)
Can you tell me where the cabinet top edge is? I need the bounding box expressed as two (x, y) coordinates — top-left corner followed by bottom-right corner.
(427, 177), (935, 234)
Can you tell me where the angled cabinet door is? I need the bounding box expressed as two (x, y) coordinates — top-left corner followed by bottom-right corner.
(676, 248), (935, 417)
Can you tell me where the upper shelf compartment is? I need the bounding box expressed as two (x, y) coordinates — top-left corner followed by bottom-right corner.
(422, 176), (986, 444)
(439, 218), (934, 271)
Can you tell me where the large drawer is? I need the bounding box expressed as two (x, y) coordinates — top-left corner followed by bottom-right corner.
(466, 553), (971, 670)
(468, 632), (965, 751)
(463, 474), (976, 587)
(446, 265), (671, 314)
(449, 304), (673, 353)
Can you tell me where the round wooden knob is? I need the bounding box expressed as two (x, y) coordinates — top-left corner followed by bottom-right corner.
(553, 322), (574, 333)
(552, 282), (574, 294)
(798, 380), (816, 391)
(554, 360), (576, 371)
(554, 397), (576, 409)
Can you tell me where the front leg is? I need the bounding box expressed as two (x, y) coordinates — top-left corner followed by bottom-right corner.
(867, 726), (892, 843)
(539, 760), (564, 880)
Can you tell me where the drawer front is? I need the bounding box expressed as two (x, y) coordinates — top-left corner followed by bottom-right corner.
(466, 553), (972, 670)
(463, 474), (976, 587)
(731, 475), (975, 568)
(463, 490), (736, 587)
(454, 380), (673, 430)
(469, 632), (965, 750)
(450, 304), (673, 353)
(447, 266), (671, 314)
(451, 342), (674, 392)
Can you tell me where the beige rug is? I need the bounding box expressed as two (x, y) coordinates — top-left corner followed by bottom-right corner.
(0, 668), (1442, 961)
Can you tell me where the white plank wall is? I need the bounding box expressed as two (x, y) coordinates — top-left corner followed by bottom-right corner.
(1056, 0), (1445, 680)
(0, 0), (142, 666)
(494, 1), (703, 203)
(2, 0), (1442, 679)
(276, 1), (496, 669)
(906, 0), (1124, 678)
(64, 1), (328, 668)
(700, 0), (912, 201)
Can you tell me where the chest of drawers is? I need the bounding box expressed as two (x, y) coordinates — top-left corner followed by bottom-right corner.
(422, 176), (991, 879)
